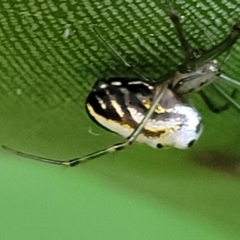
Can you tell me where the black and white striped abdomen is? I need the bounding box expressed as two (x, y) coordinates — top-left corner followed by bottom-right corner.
(86, 78), (203, 149)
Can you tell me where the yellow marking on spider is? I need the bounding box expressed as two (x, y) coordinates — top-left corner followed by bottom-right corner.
(110, 100), (125, 118)
(86, 104), (134, 138)
(144, 124), (181, 136)
(142, 99), (166, 113)
(96, 96), (107, 109)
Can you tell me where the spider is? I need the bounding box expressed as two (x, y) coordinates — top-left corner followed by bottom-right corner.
(2, 1), (240, 166)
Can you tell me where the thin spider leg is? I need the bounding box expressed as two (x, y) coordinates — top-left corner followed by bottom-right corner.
(198, 90), (229, 113)
(93, 27), (151, 82)
(195, 20), (240, 67)
(2, 146), (72, 166)
(3, 84), (168, 166)
(164, 0), (192, 60)
(212, 83), (240, 111)
(219, 74), (240, 88)
(125, 83), (168, 142)
(2, 144), (127, 167)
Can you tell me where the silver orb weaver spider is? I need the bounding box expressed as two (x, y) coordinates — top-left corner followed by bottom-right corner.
(2, 1), (240, 166)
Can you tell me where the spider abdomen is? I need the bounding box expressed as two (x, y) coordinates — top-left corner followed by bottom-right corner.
(86, 78), (203, 149)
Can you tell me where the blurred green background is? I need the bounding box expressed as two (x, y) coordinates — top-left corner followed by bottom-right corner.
(0, 0), (240, 239)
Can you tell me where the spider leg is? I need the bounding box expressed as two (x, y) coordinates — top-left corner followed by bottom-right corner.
(219, 74), (240, 88)
(3, 84), (168, 166)
(212, 83), (240, 112)
(93, 27), (152, 83)
(165, 0), (193, 60)
(195, 20), (240, 67)
(166, 1), (240, 70)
